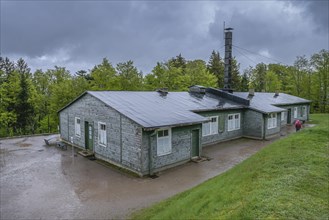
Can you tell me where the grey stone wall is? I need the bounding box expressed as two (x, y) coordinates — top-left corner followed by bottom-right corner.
(59, 112), (69, 141)
(279, 111), (287, 126)
(198, 110), (244, 146)
(277, 104), (310, 123)
(141, 124), (201, 174)
(243, 110), (263, 138)
(264, 113), (281, 137)
(59, 93), (143, 174)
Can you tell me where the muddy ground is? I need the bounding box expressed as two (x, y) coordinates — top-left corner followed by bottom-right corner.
(0, 126), (296, 219)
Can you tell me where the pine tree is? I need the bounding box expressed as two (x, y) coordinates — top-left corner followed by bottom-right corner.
(207, 50), (224, 88)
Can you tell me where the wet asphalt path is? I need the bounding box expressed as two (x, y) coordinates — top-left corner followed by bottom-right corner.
(0, 127), (295, 219)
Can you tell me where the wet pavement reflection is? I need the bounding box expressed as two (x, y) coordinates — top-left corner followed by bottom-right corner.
(0, 126), (296, 219)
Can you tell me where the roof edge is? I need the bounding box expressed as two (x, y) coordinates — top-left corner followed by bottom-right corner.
(206, 88), (250, 106)
(57, 91), (89, 113)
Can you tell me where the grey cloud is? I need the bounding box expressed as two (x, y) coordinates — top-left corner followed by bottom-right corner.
(291, 0), (328, 33)
(1, 1), (328, 74)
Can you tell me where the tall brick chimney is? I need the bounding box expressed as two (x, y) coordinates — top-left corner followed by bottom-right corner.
(222, 27), (233, 93)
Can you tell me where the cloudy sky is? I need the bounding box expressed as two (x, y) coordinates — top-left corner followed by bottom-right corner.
(1, 0), (328, 74)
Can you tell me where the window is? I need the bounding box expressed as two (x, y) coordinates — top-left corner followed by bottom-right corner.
(281, 111), (285, 121)
(202, 116), (218, 136)
(228, 113), (240, 131)
(157, 128), (172, 156)
(268, 113), (277, 129)
(302, 106), (307, 117)
(98, 122), (107, 146)
(75, 117), (81, 137)
(294, 107), (298, 118)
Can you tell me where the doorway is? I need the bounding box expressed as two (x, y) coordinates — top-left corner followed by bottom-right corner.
(85, 121), (94, 151)
(287, 109), (292, 124)
(191, 129), (200, 157)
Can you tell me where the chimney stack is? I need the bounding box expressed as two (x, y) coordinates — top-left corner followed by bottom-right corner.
(248, 88), (255, 97)
(223, 27), (233, 93)
(156, 88), (168, 96)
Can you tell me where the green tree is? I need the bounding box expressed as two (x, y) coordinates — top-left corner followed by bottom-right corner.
(231, 57), (241, 91)
(90, 58), (119, 90)
(240, 66), (252, 92)
(265, 70), (281, 92)
(207, 50), (224, 88)
(168, 54), (187, 70)
(0, 70), (20, 136)
(116, 60), (143, 91)
(292, 55), (309, 96)
(310, 49), (329, 113)
(185, 59), (217, 88)
(249, 63), (267, 92)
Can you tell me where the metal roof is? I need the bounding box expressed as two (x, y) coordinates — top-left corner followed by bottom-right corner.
(87, 91), (244, 129)
(232, 92), (311, 113)
(59, 89), (311, 129)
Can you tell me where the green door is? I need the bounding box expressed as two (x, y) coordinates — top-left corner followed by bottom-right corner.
(85, 122), (93, 151)
(287, 109), (292, 124)
(191, 129), (200, 157)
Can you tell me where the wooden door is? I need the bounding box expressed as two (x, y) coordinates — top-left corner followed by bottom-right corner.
(191, 129), (200, 157)
(85, 122), (94, 151)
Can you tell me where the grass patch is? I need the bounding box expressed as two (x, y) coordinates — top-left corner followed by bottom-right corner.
(131, 114), (329, 219)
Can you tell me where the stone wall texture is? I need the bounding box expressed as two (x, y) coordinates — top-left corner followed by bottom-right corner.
(59, 93), (143, 174)
(59, 93), (310, 176)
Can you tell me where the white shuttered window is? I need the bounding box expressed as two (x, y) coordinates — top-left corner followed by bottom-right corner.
(202, 116), (218, 136)
(294, 107), (298, 118)
(268, 113), (277, 129)
(228, 114), (240, 131)
(75, 117), (81, 137)
(98, 122), (107, 146)
(302, 106), (307, 117)
(157, 128), (172, 156)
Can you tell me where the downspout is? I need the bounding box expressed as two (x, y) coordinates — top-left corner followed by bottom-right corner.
(67, 113), (70, 141)
(262, 114), (266, 140)
(148, 131), (157, 176)
(120, 115), (122, 163)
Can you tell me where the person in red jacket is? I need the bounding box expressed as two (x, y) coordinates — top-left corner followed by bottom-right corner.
(294, 119), (302, 132)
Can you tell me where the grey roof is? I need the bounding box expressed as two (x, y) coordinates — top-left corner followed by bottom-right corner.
(59, 89), (311, 129)
(232, 92), (311, 113)
(87, 91), (244, 129)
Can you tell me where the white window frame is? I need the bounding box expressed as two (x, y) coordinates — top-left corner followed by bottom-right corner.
(228, 113), (240, 131)
(294, 107), (298, 118)
(157, 128), (172, 156)
(75, 117), (81, 137)
(202, 116), (218, 136)
(98, 122), (107, 147)
(281, 111), (285, 121)
(268, 113), (277, 129)
(302, 106), (307, 117)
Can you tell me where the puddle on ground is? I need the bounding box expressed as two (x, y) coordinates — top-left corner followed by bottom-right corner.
(19, 143), (32, 147)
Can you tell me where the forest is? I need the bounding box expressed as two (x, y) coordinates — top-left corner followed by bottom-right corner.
(0, 49), (328, 137)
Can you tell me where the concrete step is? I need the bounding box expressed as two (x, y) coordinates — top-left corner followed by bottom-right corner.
(78, 150), (94, 157)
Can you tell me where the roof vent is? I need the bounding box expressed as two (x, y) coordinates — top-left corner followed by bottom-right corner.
(189, 85), (206, 94)
(248, 89), (255, 97)
(274, 91), (279, 97)
(156, 88), (168, 96)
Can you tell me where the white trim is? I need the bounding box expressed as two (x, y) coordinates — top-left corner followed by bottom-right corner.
(281, 112), (285, 121)
(98, 122), (107, 147)
(268, 113), (277, 129)
(302, 106), (307, 117)
(157, 128), (172, 156)
(75, 117), (81, 137)
(294, 107), (298, 118)
(228, 113), (240, 131)
(202, 116), (218, 136)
